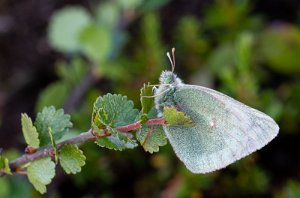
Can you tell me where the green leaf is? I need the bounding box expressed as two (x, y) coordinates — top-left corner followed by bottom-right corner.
(260, 25), (300, 74)
(116, 0), (142, 10)
(137, 108), (167, 153)
(96, 2), (120, 28)
(48, 6), (91, 52)
(59, 144), (86, 174)
(79, 24), (112, 63)
(163, 106), (193, 126)
(21, 113), (40, 148)
(35, 106), (73, 147)
(27, 157), (55, 194)
(281, 180), (300, 198)
(140, 0), (171, 11)
(95, 133), (138, 151)
(92, 94), (139, 128)
(0, 178), (9, 197)
(56, 57), (88, 85)
(36, 82), (71, 112)
(48, 128), (58, 163)
(137, 125), (167, 153)
(0, 156), (11, 175)
(95, 128), (138, 151)
(140, 82), (154, 117)
(92, 94), (139, 150)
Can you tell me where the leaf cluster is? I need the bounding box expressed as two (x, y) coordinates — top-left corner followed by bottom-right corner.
(17, 79), (195, 194)
(20, 106), (86, 194)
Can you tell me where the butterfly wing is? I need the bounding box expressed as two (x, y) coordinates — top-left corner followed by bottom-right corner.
(163, 85), (279, 173)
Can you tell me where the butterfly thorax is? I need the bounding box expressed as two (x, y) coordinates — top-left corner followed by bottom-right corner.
(155, 71), (183, 116)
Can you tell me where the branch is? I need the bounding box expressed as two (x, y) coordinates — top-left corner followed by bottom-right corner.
(63, 10), (138, 114)
(0, 118), (166, 177)
(63, 69), (95, 113)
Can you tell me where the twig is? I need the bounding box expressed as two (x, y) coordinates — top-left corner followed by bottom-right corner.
(63, 9), (138, 114)
(63, 69), (95, 113)
(0, 118), (166, 177)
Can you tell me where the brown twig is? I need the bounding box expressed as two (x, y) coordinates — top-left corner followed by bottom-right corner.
(0, 118), (166, 177)
(63, 69), (95, 113)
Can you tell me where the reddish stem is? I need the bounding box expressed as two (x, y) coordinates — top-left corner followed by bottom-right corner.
(0, 118), (166, 177)
(116, 118), (166, 132)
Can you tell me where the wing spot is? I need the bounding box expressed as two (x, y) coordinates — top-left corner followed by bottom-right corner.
(209, 118), (217, 129)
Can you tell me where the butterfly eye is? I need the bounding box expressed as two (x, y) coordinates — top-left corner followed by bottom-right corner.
(165, 76), (173, 84)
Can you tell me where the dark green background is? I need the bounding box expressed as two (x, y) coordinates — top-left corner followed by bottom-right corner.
(0, 0), (300, 197)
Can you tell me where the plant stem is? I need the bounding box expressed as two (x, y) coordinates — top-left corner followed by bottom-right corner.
(0, 118), (166, 177)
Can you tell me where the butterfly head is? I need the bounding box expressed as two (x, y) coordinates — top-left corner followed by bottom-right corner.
(159, 70), (183, 86)
(159, 48), (183, 86)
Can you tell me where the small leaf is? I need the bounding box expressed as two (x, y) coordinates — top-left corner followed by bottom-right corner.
(56, 58), (88, 85)
(0, 156), (11, 175)
(92, 94), (139, 128)
(79, 24), (112, 63)
(163, 107), (193, 126)
(95, 134), (138, 151)
(96, 2), (120, 28)
(36, 81), (71, 112)
(140, 82), (154, 117)
(35, 106), (73, 147)
(92, 94), (139, 150)
(48, 128), (58, 163)
(95, 128), (138, 151)
(48, 6), (91, 52)
(36, 58), (88, 111)
(137, 125), (167, 153)
(137, 108), (167, 153)
(59, 144), (86, 174)
(27, 157), (55, 194)
(21, 113), (40, 148)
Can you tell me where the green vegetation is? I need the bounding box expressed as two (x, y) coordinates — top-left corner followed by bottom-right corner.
(0, 0), (299, 197)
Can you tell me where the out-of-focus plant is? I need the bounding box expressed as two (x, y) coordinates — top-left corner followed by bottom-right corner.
(1, 0), (300, 196)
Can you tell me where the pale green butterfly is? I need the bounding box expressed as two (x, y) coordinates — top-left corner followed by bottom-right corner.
(154, 48), (279, 173)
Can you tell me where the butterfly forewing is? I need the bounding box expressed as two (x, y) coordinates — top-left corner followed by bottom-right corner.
(163, 85), (279, 173)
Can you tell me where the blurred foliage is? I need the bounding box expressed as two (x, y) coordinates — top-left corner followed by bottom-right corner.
(1, 0), (300, 197)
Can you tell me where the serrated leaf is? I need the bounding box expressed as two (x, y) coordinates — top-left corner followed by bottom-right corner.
(48, 128), (58, 163)
(48, 6), (92, 52)
(79, 24), (112, 63)
(21, 113), (40, 148)
(163, 107), (193, 126)
(137, 125), (167, 153)
(27, 157), (55, 194)
(0, 156), (11, 175)
(95, 128), (138, 151)
(92, 94), (139, 128)
(92, 94), (139, 150)
(137, 107), (167, 153)
(140, 82), (154, 116)
(95, 135), (138, 151)
(35, 106), (73, 147)
(59, 144), (86, 174)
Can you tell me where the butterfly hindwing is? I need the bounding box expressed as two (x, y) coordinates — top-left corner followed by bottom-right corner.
(163, 85), (279, 173)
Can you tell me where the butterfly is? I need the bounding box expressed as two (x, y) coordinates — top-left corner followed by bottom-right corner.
(154, 48), (279, 173)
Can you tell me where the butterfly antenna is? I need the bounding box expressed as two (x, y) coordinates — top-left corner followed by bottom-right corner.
(167, 48), (176, 73)
(171, 48), (176, 72)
